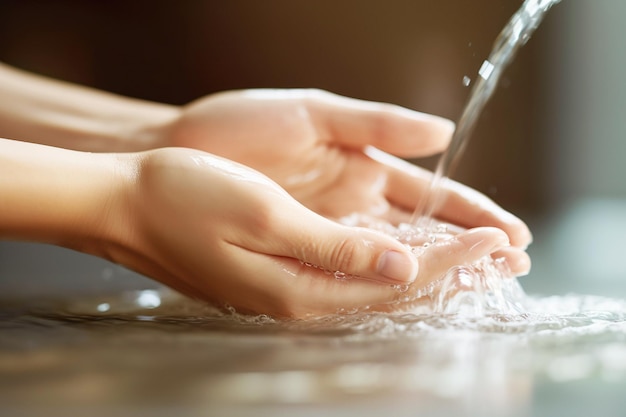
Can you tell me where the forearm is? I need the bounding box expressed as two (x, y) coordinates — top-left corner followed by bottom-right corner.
(0, 63), (181, 152)
(0, 138), (134, 255)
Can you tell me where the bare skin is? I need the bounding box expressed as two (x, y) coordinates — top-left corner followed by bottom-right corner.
(0, 64), (531, 317)
(167, 89), (532, 246)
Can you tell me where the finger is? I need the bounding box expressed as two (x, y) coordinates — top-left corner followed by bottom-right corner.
(491, 247), (531, 277)
(218, 241), (415, 317)
(368, 147), (532, 248)
(250, 203), (421, 285)
(222, 227), (510, 318)
(378, 205), (414, 226)
(305, 90), (454, 157)
(293, 220), (420, 285)
(409, 227), (510, 289)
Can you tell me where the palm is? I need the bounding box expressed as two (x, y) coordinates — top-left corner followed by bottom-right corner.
(170, 90), (441, 220)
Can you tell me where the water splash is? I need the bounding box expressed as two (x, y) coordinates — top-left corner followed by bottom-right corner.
(338, 214), (527, 315)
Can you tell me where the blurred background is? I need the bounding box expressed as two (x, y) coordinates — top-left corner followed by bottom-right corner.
(1, 0), (625, 300)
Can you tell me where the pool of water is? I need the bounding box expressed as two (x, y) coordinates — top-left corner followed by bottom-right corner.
(1, 288), (625, 417)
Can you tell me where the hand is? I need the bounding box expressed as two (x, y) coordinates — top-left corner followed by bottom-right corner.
(106, 148), (523, 317)
(167, 89), (532, 249)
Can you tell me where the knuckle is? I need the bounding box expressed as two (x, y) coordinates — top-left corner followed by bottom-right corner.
(329, 237), (358, 273)
(304, 88), (331, 100)
(302, 88), (336, 109)
(248, 202), (279, 235)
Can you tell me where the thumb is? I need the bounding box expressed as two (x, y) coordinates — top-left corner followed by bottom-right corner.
(306, 90), (455, 158)
(280, 214), (419, 285)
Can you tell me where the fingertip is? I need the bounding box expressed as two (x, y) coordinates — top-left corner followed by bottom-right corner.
(493, 248), (532, 277)
(397, 111), (455, 156)
(515, 222), (534, 249)
(501, 215), (533, 248)
(514, 251), (532, 277)
(432, 115), (455, 143)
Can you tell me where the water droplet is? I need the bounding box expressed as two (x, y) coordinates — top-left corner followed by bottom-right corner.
(463, 76), (471, 87)
(436, 224), (448, 234)
(391, 284), (410, 293)
(136, 290), (161, 309)
(96, 303), (110, 313)
(479, 60), (495, 80)
(334, 271), (347, 280)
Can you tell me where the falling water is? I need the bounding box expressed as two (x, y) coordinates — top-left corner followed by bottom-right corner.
(412, 0), (561, 224)
(362, 0), (564, 314)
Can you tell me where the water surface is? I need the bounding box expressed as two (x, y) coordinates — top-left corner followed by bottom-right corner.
(1, 289), (625, 417)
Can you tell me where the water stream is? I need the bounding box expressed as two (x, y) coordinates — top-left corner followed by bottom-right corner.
(347, 0), (564, 315)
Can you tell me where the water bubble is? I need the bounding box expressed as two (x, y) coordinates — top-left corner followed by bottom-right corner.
(391, 284), (410, 293)
(96, 303), (110, 313)
(136, 290), (161, 309)
(401, 295), (413, 303)
(334, 271), (347, 281)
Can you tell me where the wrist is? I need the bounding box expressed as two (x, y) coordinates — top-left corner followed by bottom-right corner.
(0, 63), (182, 153)
(107, 100), (182, 152)
(0, 139), (137, 257)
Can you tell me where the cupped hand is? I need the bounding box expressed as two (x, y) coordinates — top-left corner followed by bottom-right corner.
(167, 89), (532, 249)
(108, 148), (524, 317)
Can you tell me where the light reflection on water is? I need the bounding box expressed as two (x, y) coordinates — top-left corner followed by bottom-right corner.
(1, 289), (625, 416)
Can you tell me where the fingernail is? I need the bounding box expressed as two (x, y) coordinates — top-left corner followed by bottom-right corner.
(377, 250), (418, 283)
